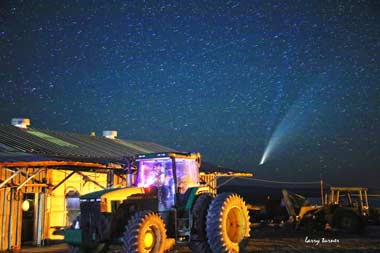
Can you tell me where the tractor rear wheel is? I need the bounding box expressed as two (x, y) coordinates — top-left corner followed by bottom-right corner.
(122, 211), (167, 253)
(189, 193), (213, 253)
(206, 193), (250, 253)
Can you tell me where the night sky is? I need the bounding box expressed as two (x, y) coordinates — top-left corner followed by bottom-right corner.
(1, 1), (379, 187)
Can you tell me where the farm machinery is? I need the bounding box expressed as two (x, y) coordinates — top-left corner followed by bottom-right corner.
(283, 187), (369, 233)
(64, 152), (251, 253)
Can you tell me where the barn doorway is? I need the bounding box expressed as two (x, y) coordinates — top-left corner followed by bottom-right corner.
(21, 193), (35, 244)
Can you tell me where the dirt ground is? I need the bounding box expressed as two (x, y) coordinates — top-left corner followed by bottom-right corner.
(13, 225), (380, 253)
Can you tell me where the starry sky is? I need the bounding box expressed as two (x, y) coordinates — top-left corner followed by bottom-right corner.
(1, 1), (379, 187)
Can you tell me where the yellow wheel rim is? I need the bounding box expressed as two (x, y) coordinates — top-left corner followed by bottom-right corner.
(226, 206), (246, 243)
(143, 228), (155, 250)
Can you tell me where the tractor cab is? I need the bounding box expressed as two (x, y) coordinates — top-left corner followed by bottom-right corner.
(135, 152), (201, 211)
(329, 187), (369, 216)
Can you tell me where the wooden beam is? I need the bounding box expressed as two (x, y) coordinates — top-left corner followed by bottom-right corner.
(24, 184), (47, 187)
(0, 161), (109, 169)
(19, 170), (44, 185)
(75, 171), (105, 190)
(0, 170), (21, 189)
(17, 169), (44, 190)
(52, 171), (76, 191)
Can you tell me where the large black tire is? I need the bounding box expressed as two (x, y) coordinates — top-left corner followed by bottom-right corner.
(122, 211), (167, 253)
(189, 194), (213, 253)
(206, 193), (250, 253)
(334, 211), (362, 233)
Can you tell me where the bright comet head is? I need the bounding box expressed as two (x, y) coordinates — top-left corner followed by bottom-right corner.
(259, 151), (268, 165)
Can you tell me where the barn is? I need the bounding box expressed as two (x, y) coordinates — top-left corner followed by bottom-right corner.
(0, 118), (174, 251)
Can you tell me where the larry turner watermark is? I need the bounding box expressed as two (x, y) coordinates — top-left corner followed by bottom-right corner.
(305, 236), (340, 246)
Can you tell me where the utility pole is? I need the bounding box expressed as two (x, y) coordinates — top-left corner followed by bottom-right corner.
(320, 176), (324, 206)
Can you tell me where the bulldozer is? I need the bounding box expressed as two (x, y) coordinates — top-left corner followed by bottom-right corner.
(64, 152), (251, 253)
(282, 187), (369, 233)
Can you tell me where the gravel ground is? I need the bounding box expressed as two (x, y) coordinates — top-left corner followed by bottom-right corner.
(14, 225), (380, 253)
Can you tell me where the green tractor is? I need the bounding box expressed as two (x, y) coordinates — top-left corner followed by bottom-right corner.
(64, 152), (251, 253)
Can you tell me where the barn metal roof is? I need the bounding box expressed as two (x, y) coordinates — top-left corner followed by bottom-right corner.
(0, 124), (175, 165)
(0, 151), (57, 163)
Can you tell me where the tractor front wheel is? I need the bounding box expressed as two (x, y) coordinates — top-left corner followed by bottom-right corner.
(123, 211), (167, 253)
(206, 193), (250, 253)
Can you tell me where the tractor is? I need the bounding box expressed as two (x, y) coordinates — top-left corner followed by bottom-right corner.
(64, 152), (251, 253)
(283, 187), (369, 233)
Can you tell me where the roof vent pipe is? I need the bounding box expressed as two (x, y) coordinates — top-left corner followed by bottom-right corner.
(11, 118), (30, 129)
(103, 130), (117, 139)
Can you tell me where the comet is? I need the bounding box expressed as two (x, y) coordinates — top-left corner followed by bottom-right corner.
(259, 117), (289, 165)
(259, 79), (324, 165)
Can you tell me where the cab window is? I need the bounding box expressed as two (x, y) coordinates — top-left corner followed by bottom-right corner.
(175, 159), (199, 194)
